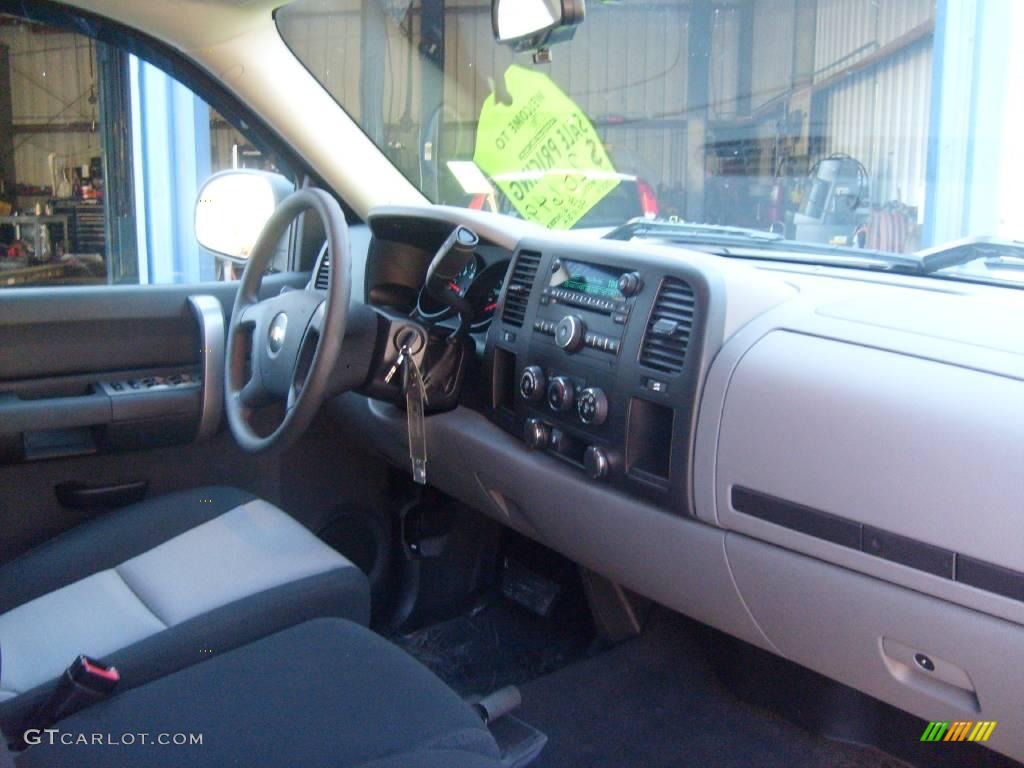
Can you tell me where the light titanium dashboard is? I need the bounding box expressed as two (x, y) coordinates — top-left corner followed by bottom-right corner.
(331, 205), (1024, 764)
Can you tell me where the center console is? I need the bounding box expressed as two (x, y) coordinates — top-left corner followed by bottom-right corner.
(484, 241), (709, 513)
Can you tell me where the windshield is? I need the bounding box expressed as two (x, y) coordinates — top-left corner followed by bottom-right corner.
(276, 0), (1024, 287)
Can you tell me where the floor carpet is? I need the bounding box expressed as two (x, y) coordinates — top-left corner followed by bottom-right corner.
(399, 602), (1017, 768)
(516, 610), (914, 768)
(394, 598), (593, 698)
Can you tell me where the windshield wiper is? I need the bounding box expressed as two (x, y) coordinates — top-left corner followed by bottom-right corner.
(916, 236), (1024, 273)
(605, 218), (784, 245)
(984, 255), (1024, 271)
(604, 218), (923, 272)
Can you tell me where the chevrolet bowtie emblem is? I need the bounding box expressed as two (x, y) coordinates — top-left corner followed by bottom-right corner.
(268, 312), (288, 354)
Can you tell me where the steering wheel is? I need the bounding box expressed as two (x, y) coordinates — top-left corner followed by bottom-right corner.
(224, 189), (350, 453)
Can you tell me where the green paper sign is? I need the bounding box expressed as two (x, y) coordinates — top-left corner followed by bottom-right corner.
(473, 66), (619, 229)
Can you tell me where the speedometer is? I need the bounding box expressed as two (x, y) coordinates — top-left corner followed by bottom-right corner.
(465, 260), (509, 332)
(416, 255), (480, 320)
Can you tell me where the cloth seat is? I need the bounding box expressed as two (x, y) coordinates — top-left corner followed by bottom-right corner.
(0, 486), (369, 736)
(11, 618), (502, 768)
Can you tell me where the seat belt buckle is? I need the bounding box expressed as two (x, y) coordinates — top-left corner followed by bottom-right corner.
(51, 656), (120, 720)
(11, 656), (120, 751)
(66, 656), (120, 695)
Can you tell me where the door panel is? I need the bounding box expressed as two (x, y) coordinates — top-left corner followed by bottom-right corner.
(0, 278), (300, 379)
(0, 224), (382, 566)
(0, 273), (307, 561)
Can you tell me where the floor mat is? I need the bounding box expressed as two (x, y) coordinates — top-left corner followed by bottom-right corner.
(517, 610), (913, 768)
(394, 598), (593, 697)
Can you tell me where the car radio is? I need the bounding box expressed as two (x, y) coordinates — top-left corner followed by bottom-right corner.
(532, 258), (643, 357)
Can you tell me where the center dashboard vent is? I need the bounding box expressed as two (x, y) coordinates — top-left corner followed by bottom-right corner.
(314, 251), (330, 290)
(639, 277), (695, 374)
(501, 250), (541, 327)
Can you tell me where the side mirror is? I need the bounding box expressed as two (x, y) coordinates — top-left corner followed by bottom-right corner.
(195, 170), (292, 261)
(492, 0), (585, 53)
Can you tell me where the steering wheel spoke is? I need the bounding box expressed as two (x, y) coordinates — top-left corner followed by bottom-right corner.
(236, 301), (260, 328)
(287, 301), (326, 412)
(238, 375), (269, 409)
(306, 300), (326, 336)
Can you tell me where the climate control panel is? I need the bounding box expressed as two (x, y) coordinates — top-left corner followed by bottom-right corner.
(486, 243), (705, 508)
(515, 359), (616, 480)
(519, 366), (609, 428)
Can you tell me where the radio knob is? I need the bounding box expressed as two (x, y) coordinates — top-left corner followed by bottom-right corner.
(524, 418), (551, 450)
(618, 271), (643, 297)
(577, 387), (608, 426)
(584, 445), (610, 480)
(519, 366), (545, 401)
(555, 315), (585, 353)
(547, 376), (575, 412)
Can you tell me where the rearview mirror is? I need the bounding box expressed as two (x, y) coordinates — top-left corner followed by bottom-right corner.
(195, 170), (292, 261)
(492, 0), (585, 53)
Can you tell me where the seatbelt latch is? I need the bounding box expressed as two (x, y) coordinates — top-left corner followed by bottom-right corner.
(11, 656), (120, 751)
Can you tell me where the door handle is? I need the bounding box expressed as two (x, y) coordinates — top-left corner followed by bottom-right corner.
(55, 480), (149, 511)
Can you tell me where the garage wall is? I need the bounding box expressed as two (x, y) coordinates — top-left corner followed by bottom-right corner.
(278, 0), (694, 192)
(709, 5), (741, 120)
(752, 0), (796, 112)
(814, 0), (933, 77)
(442, 0), (693, 189)
(820, 44), (931, 211)
(277, 0), (938, 219)
(0, 25), (101, 190)
(812, 0), (934, 210)
(0, 23), (249, 190)
(276, 0), (366, 119)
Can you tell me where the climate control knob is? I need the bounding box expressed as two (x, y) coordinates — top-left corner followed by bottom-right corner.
(576, 387), (609, 426)
(519, 366), (545, 401)
(555, 315), (585, 353)
(584, 445), (610, 480)
(547, 376), (575, 412)
(524, 417), (551, 450)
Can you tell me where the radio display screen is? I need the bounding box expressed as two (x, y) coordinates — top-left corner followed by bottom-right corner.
(550, 259), (625, 300)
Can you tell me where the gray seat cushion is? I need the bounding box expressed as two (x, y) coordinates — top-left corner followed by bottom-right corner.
(13, 618), (502, 768)
(0, 487), (369, 736)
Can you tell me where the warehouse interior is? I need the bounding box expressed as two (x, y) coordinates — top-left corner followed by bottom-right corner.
(0, 17), (255, 286)
(1, 0), (1020, 286)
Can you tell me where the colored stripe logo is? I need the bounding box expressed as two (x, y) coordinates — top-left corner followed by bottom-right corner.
(921, 721), (996, 742)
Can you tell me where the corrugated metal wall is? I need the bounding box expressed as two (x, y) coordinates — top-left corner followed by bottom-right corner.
(1, 23), (248, 189)
(752, 0), (796, 111)
(820, 43), (932, 209)
(277, 0), (366, 119)
(277, 0), (693, 189)
(814, 0), (933, 76)
(710, 5), (741, 119)
(444, 0), (692, 188)
(1, 25), (101, 189)
(813, 0), (934, 209)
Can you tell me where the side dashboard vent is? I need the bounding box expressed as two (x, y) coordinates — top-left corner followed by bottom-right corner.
(501, 250), (542, 327)
(314, 252), (330, 290)
(639, 277), (695, 374)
